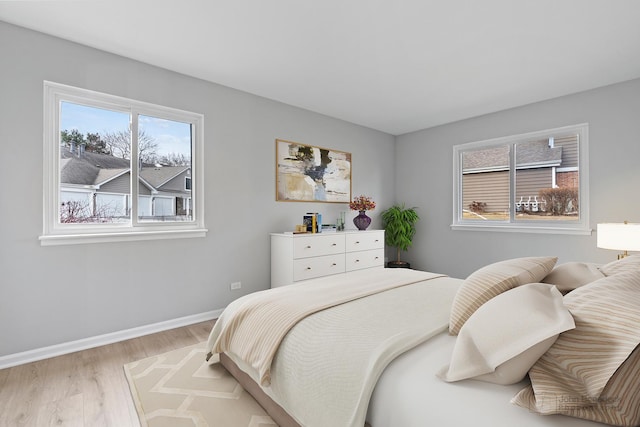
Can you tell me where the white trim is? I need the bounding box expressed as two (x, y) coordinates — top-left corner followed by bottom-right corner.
(39, 227), (208, 246)
(0, 308), (223, 370)
(451, 223), (592, 235)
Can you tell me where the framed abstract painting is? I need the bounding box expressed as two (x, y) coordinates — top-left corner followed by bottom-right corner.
(276, 139), (351, 203)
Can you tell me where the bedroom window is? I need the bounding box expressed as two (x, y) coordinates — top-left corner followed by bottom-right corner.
(41, 81), (207, 245)
(452, 124), (590, 235)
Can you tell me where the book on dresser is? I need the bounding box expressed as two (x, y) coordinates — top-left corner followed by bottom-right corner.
(270, 229), (385, 288)
(303, 212), (322, 233)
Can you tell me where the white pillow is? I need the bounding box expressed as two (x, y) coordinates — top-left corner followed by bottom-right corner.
(438, 283), (575, 385)
(542, 261), (604, 293)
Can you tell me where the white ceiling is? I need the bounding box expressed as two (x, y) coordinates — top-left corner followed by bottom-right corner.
(2, 0), (640, 135)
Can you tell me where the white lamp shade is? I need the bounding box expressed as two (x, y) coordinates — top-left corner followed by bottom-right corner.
(597, 223), (640, 252)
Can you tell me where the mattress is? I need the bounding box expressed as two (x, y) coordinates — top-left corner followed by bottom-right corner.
(367, 331), (605, 427)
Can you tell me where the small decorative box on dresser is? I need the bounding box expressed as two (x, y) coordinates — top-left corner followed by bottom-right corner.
(270, 229), (385, 287)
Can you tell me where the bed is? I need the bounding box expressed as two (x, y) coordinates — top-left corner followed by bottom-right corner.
(206, 256), (640, 427)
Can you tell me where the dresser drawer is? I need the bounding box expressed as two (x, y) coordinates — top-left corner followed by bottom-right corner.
(345, 248), (385, 271)
(293, 254), (346, 281)
(271, 230), (384, 287)
(345, 231), (384, 252)
(293, 234), (345, 259)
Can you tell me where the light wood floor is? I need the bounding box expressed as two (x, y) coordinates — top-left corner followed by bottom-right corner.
(0, 320), (215, 427)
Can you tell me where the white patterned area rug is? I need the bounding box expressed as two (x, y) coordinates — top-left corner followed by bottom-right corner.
(124, 342), (277, 427)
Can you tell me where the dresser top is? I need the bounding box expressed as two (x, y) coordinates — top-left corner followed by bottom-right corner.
(271, 229), (383, 237)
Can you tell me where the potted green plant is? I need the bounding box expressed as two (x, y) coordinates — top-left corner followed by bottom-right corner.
(381, 204), (419, 268)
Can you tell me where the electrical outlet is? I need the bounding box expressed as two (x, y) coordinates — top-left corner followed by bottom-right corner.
(230, 281), (242, 290)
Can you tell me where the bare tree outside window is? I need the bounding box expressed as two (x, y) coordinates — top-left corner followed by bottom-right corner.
(102, 129), (158, 163)
(58, 102), (193, 225)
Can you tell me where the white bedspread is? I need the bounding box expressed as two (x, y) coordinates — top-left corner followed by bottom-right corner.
(368, 332), (606, 427)
(211, 269), (461, 427)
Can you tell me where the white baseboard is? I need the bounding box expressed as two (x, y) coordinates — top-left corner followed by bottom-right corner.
(0, 308), (224, 370)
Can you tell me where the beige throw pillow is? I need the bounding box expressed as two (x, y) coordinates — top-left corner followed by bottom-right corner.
(512, 344), (640, 426)
(439, 283), (575, 385)
(449, 257), (558, 335)
(599, 254), (640, 276)
(542, 261), (604, 293)
(511, 271), (640, 426)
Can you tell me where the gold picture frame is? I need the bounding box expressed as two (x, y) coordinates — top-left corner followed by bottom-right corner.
(276, 139), (351, 203)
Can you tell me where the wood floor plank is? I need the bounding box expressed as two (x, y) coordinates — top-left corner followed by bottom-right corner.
(36, 394), (84, 427)
(0, 360), (47, 426)
(0, 320), (215, 427)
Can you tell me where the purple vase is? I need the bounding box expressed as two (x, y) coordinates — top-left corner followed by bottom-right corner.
(353, 211), (371, 230)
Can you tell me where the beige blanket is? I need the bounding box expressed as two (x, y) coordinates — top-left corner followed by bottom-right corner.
(207, 268), (446, 385)
(206, 268), (462, 427)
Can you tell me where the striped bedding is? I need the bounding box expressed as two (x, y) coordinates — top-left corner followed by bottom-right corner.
(205, 258), (640, 427)
(511, 270), (640, 426)
(207, 268), (446, 386)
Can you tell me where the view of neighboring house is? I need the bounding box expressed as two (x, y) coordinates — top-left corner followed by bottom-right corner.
(461, 134), (579, 215)
(60, 144), (192, 222)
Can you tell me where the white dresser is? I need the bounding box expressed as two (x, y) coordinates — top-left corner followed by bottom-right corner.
(270, 230), (385, 287)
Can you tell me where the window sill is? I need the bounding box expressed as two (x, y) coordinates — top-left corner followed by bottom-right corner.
(450, 223), (592, 235)
(39, 228), (208, 246)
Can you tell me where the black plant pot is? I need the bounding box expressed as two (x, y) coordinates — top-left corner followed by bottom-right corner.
(386, 261), (411, 269)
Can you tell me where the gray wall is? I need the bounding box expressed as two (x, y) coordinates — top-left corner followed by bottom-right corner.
(396, 78), (640, 278)
(0, 22), (395, 357)
(3, 19), (639, 360)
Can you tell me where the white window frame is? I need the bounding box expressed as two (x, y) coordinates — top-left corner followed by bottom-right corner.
(41, 81), (207, 246)
(451, 123), (591, 235)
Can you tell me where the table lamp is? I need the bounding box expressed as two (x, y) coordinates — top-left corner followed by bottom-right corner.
(597, 221), (640, 259)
